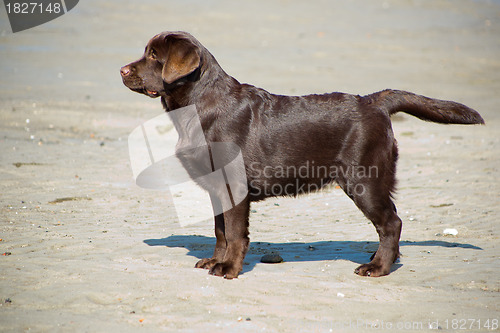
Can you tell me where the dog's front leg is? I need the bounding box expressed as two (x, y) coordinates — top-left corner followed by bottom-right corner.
(195, 213), (226, 270)
(195, 193), (226, 270)
(209, 196), (250, 279)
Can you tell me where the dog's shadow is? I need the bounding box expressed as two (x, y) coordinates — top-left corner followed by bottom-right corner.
(144, 235), (482, 275)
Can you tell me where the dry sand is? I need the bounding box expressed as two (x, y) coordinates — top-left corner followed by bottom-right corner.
(1, 0), (499, 332)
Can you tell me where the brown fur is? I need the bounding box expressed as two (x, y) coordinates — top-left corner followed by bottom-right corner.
(121, 31), (484, 278)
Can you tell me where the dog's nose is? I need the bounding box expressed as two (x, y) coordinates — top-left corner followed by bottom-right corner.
(120, 65), (131, 77)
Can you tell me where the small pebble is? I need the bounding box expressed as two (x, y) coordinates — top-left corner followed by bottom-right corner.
(260, 254), (283, 263)
(443, 228), (458, 236)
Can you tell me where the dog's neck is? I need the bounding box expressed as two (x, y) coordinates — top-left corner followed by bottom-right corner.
(161, 50), (240, 113)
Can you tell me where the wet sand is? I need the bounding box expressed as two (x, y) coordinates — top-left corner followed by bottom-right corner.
(1, 0), (499, 331)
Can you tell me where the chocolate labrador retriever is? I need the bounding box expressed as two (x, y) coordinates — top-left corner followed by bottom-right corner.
(121, 31), (484, 279)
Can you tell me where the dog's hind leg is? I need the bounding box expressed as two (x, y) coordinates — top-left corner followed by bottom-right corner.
(354, 204), (402, 277)
(337, 137), (402, 277)
(338, 174), (402, 276)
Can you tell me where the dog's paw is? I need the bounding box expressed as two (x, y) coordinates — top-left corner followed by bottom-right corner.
(370, 251), (401, 262)
(209, 262), (240, 279)
(195, 258), (218, 270)
(354, 262), (391, 277)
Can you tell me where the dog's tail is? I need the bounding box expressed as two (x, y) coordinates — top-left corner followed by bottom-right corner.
(369, 89), (484, 125)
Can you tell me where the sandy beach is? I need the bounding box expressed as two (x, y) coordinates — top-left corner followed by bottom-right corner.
(1, 0), (499, 331)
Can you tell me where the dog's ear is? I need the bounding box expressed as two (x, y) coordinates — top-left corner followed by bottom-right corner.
(161, 35), (201, 84)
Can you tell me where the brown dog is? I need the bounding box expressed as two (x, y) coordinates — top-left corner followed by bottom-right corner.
(121, 31), (484, 279)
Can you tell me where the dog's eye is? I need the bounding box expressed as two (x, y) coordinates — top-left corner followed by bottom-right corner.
(150, 49), (157, 60)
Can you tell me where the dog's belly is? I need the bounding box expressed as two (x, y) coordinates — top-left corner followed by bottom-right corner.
(246, 161), (336, 201)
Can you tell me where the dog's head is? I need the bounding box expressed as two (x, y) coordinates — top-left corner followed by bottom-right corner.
(120, 31), (202, 98)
